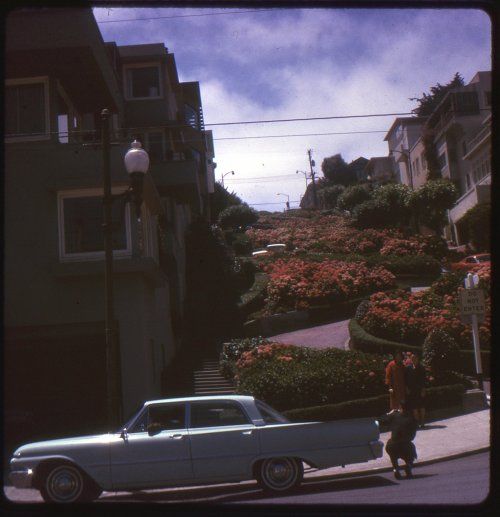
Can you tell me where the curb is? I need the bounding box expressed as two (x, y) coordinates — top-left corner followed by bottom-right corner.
(303, 446), (490, 483)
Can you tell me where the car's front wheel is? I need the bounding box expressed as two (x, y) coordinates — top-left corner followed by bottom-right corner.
(40, 464), (100, 503)
(257, 457), (303, 493)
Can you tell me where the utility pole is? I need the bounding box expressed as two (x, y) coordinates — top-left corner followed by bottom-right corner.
(101, 109), (122, 429)
(307, 149), (318, 209)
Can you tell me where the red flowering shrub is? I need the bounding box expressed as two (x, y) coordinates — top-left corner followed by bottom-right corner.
(360, 267), (491, 349)
(261, 258), (396, 312)
(234, 344), (394, 410)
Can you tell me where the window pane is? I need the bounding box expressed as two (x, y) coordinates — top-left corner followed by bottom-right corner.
(190, 401), (249, 428)
(148, 404), (185, 430)
(18, 83), (45, 135)
(129, 67), (160, 98)
(63, 196), (127, 254)
(6, 83), (45, 136)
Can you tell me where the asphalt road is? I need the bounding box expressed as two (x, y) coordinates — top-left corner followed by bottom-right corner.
(3, 452), (490, 506)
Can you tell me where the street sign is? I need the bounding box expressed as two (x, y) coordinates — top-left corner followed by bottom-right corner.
(459, 288), (485, 317)
(459, 288), (485, 323)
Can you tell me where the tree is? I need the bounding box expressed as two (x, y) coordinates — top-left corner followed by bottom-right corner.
(212, 182), (242, 221)
(422, 129), (441, 181)
(337, 185), (372, 212)
(352, 198), (393, 229)
(321, 154), (352, 185)
(372, 183), (412, 227)
(410, 72), (465, 117)
(218, 203), (259, 230)
(409, 179), (459, 234)
(318, 184), (345, 209)
(458, 202), (490, 251)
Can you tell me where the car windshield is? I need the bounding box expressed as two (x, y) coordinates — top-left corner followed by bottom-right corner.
(119, 403), (145, 432)
(255, 400), (289, 424)
(477, 255), (490, 262)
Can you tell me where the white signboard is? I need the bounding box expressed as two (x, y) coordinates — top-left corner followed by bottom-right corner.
(459, 289), (485, 317)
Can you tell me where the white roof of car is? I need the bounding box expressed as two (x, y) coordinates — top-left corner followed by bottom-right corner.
(144, 395), (255, 406)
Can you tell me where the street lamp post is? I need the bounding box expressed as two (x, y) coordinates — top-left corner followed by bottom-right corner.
(277, 192), (290, 211)
(101, 108), (149, 429)
(296, 170), (309, 189)
(221, 170), (234, 187)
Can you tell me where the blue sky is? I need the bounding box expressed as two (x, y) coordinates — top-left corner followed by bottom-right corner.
(94, 6), (491, 211)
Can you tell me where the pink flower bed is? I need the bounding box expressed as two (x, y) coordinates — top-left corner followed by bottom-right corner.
(360, 266), (491, 348)
(262, 258), (396, 311)
(248, 214), (443, 257)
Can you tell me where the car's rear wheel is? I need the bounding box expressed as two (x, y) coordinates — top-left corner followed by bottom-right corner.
(40, 464), (100, 503)
(257, 457), (303, 493)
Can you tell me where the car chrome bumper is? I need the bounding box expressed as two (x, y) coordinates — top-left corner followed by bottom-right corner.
(9, 469), (34, 489)
(369, 439), (384, 459)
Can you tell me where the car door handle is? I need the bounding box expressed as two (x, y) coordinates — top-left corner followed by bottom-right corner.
(168, 433), (185, 439)
(242, 430), (253, 435)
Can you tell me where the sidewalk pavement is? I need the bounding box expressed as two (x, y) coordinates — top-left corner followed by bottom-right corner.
(304, 407), (490, 481)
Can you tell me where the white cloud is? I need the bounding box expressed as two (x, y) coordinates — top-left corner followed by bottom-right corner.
(95, 7), (491, 211)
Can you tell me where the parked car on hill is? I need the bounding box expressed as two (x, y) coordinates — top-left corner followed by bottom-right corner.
(9, 395), (383, 503)
(450, 253), (490, 272)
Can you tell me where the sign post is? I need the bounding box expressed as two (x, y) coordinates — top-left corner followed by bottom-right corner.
(460, 273), (485, 390)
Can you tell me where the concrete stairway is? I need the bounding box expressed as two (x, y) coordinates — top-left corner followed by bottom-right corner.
(193, 360), (236, 396)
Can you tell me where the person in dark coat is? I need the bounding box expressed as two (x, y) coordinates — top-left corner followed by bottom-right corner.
(384, 400), (418, 479)
(405, 352), (427, 428)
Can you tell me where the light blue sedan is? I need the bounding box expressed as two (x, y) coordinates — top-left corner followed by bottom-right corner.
(9, 395), (383, 502)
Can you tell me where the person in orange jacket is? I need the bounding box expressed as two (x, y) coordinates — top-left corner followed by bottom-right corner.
(385, 351), (406, 412)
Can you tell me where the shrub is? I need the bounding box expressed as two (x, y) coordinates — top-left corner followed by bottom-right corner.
(372, 183), (412, 227)
(232, 258), (257, 293)
(458, 202), (491, 251)
(373, 254), (441, 277)
(261, 258), (396, 312)
(337, 185), (372, 212)
(422, 328), (461, 378)
(232, 233), (253, 256)
(219, 336), (270, 379)
(235, 345), (393, 411)
(352, 198), (393, 229)
(318, 184), (345, 209)
(354, 299), (371, 321)
(219, 204), (259, 230)
(282, 384), (465, 422)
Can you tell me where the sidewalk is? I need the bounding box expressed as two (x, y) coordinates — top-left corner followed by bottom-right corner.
(304, 407), (490, 481)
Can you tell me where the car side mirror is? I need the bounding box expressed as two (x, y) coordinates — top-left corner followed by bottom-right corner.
(147, 423), (162, 436)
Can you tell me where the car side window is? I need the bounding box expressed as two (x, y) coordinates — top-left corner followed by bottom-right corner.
(189, 401), (250, 428)
(128, 404), (185, 433)
(466, 258), (476, 263)
(148, 404), (186, 431)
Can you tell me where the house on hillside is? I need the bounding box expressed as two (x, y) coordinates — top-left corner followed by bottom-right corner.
(423, 71), (491, 245)
(383, 71), (491, 246)
(4, 8), (214, 442)
(383, 117), (427, 187)
(363, 157), (396, 186)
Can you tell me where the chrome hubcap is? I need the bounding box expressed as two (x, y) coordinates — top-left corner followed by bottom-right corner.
(48, 467), (82, 501)
(264, 458), (296, 488)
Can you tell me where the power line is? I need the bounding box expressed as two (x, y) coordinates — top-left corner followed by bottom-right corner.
(248, 201), (301, 206)
(205, 112), (415, 127)
(214, 130), (388, 141)
(96, 9), (277, 24)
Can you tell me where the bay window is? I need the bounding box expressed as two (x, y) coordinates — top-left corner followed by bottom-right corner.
(5, 77), (49, 140)
(58, 189), (132, 261)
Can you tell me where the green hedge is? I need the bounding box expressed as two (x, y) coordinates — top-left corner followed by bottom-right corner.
(283, 384), (465, 422)
(349, 318), (490, 375)
(238, 272), (269, 318)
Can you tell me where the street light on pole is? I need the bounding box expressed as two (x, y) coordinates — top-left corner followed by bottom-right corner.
(221, 170), (234, 188)
(277, 192), (290, 211)
(102, 109), (149, 429)
(296, 170), (309, 189)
